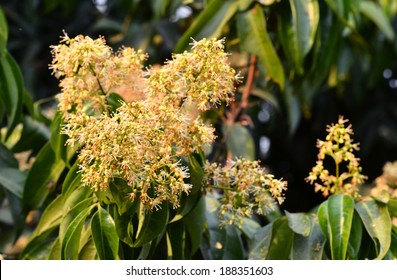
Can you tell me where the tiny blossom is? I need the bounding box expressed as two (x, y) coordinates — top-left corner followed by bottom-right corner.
(306, 116), (367, 199)
(51, 33), (239, 210)
(204, 159), (287, 227)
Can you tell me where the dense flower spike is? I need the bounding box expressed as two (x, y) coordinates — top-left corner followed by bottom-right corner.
(51, 33), (239, 210)
(306, 116), (366, 199)
(204, 159), (287, 227)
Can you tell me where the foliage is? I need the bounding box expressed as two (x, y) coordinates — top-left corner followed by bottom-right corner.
(1, 1), (397, 260)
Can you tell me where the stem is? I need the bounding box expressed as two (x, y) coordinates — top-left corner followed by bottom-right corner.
(89, 64), (106, 96)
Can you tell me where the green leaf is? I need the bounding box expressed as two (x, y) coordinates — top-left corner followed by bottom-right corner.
(31, 195), (63, 239)
(0, 8), (8, 56)
(50, 111), (76, 166)
(0, 142), (18, 168)
(23, 142), (66, 211)
(48, 237), (61, 260)
(266, 217), (294, 259)
(174, 0), (238, 53)
(237, 4), (285, 89)
(317, 194), (355, 260)
(107, 92), (125, 112)
(286, 211), (311, 236)
(222, 123), (255, 160)
(91, 205), (119, 260)
(324, 0), (351, 20)
(61, 205), (94, 260)
(111, 204), (136, 247)
(166, 221), (185, 259)
(359, 1), (395, 41)
(290, 215), (326, 260)
(248, 222), (273, 259)
(183, 197), (206, 256)
(11, 116), (50, 153)
(388, 197), (397, 217)
(239, 217), (261, 240)
(309, 9), (343, 86)
(278, 0), (319, 74)
(0, 167), (26, 198)
(347, 211), (363, 259)
(60, 196), (94, 241)
(133, 202), (169, 247)
(79, 238), (97, 260)
(355, 200), (392, 260)
(0, 52), (24, 140)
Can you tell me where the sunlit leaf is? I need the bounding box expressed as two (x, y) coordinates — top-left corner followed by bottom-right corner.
(61, 205), (94, 260)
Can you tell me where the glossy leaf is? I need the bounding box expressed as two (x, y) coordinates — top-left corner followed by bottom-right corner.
(237, 4), (285, 89)
(359, 1), (395, 41)
(133, 202), (169, 247)
(111, 204), (136, 247)
(0, 167), (25, 198)
(31, 195), (63, 238)
(290, 215), (326, 260)
(48, 237), (61, 260)
(91, 205), (119, 260)
(0, 7), (7, 55)
(0, 52), (24, 139)
(61, 205), (94, 260)
(23, 142), (65, 211)
(266, 217), (294, 259)
(278, 0), (319, 73)
(60, 197), (94, 241)
(286, 211), (311, 237)
(222, 123), (255, 160)
(347, 211), (363, 259)
(355, 200), (392, 260)
(50, 111), (76, 166)
(79, 238), (97, 260)
(174, 0), (238, 52)
(317, 194), (355, 260)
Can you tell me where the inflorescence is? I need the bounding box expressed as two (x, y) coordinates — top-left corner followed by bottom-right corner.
(50, 32), (287, 217)
(306, 116), (367, 199)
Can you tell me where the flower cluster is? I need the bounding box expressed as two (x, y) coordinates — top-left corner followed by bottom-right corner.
(204, 159), (287, 227)
(371, 161), (397, 198)
(51, 33), (239, 210)
(306, 116), (366, 199)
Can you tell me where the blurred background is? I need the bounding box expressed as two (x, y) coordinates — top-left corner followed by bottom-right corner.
(1, 0), (397, 214)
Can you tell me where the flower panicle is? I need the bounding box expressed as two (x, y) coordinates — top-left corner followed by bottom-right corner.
(204, 158), (287, 227)
(306, 116), (367, 199)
